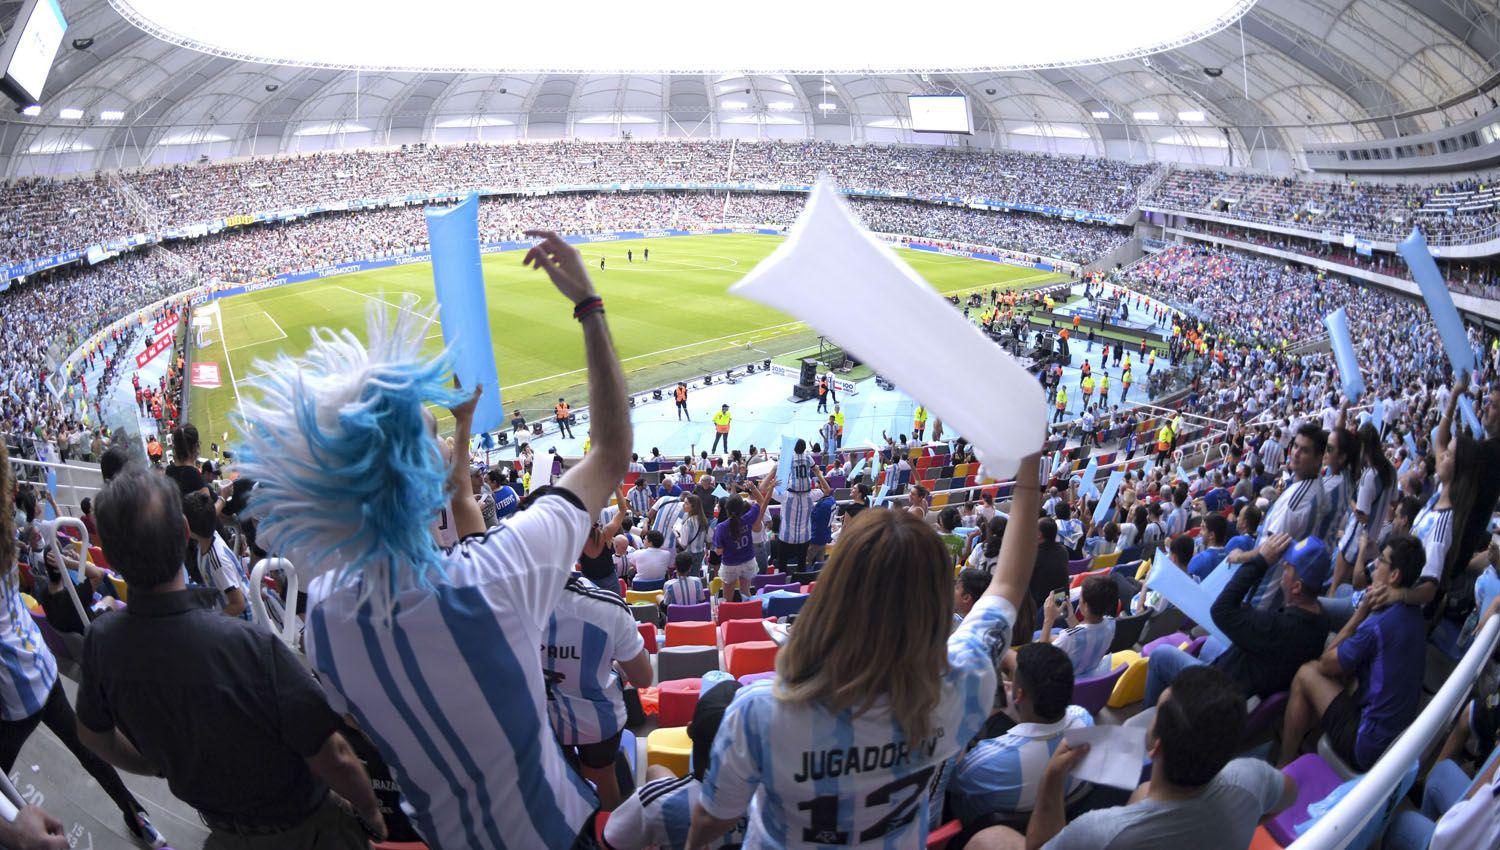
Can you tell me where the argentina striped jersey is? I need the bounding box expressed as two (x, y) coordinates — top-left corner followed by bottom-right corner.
(304, 490), (596, 850)
(544, 576), (645, 745)
(0, 568), (56, 721)
(700, 595), (1015, 848)
(605, 774), (747, 849)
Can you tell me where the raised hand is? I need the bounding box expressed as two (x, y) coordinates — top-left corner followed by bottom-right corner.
(523, 230), (596, 304)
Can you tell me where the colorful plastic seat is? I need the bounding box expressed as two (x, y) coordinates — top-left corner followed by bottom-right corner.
(664, 621), (717, 648)
(724, 640), (779, 679)
(1072, 662), (1128, 715)
(657, 678), (702, 728)
(1266, 754), (1342, 846)
(1107, 651), (1148, 709)
(667, 602), (711, 623)
(764, 593), (809, 619)
(716, 600), (763, 624)
(637, 623), (658, 654)
(626, 589), (663, 606)
(1141, 631), (1189, 656)
(631, 577), (665, 592)
(737, 671), (775, 686)
(656, 646), (719, 681)
(720, 618), (770, 646)
(645, 727), (693, 777)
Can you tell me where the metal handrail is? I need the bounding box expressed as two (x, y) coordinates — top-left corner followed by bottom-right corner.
(249, 557), (301, 650)
(49, 517), (95, 627)
(1289, 613), (1500, 849)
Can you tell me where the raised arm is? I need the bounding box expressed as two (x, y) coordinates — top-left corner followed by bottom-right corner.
(1437, 373), (1463, 453)
(988, 454), (1041, 611)
(525, 230), (632, 517)
(446, 384), (486, 538)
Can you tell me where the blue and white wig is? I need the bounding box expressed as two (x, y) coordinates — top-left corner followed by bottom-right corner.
(236, 305), (466, 616)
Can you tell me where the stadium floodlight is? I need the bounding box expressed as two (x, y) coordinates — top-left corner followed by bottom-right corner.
(1132, 110), (1160, 121)
(720, 100), (747, 110)
(1090, 110), (1110, 119)
(58, 106), (83, 119)
(1178, 110), (1205, 122)
(99, 109), (125, 120)
(767, 101), (795, 111)
(109, 0), (1257, 74)
(817, 103), (837, 111)
(20, 104), (40, 116)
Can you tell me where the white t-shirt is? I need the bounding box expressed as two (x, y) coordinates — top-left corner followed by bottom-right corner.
(630, 547), (675, 583)
(700, 595), (1016, 848)
(305, 490), (597, 850)
(544, 576), (645, 745)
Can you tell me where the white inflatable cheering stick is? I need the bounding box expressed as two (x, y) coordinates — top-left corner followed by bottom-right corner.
(730, 178), (1046, 480)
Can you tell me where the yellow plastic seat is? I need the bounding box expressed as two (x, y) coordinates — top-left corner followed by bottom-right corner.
(1134, 559), (1151, 581)
(107, 573), (128, 603)
(708, 577), (724, 598)
(646, 726), (693, 777)
(626, 589), (664, 606)
(1091, 551), (1120, 571)
(1108, 652), (1149, 709)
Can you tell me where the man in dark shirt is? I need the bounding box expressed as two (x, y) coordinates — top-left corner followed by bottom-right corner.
(76, 470), (385, 849)
(1025, 518), (1071, 638)
(1144, 533), (1329, 707)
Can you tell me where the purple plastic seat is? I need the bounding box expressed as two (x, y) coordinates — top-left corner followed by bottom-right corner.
(760, 582), (800, 595)
(666, 602), (711, 623)
(1185, 635), (1208, 657)
(737, 671), (776, 686)
(1067, 557), (1093, 576)
(1267, 754), (1342, 846)
(1141, 632), (1190, 656)
(750, 573), (780, 590)
(1243, 691), (1289, 744)
(1072, 663), (1128, 715)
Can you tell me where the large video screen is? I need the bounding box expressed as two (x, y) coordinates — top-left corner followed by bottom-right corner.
(908, 95), (973, 134)
(0, 0), (67, 105)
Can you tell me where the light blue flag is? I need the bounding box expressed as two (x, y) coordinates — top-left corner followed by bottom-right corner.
(1403, 431), (1419, 460)
(1459, 394), (1487, 438)
(426, 193), (503, 434)
(1143, 455), (1157, 477)
(1398, 228), (1476, 379)
(1093, 468), (1126, 525)
(774, 434), (796, 500)
(1075, 457), (1099, 499)
(1398, 456), (1412, 476)
(1372, 398), (1386, 432)
(712, 485), (730, 499)
(1199, 556), (1242, 600)
(849, 455), (868, 481)
(1322, 307), (1365, 400)
(1146, 551), (1233, 647)
(873, 479), (893, 507)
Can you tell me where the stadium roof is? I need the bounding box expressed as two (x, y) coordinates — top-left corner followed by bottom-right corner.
(1, 0), (1498, 175)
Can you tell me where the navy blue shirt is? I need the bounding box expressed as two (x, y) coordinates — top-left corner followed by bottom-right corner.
(809, 496), (837, 545)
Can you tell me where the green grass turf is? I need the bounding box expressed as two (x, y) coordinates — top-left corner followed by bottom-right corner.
(190, 234), (1064, 441)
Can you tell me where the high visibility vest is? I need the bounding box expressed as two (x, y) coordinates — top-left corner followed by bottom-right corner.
(1056, 389), (1067, 410)
(1100, 374), (1110, 390)
(834, 412), (845, 433)
(914, 406), (928, 425)
(1157, 426), (1172, 452)
(1082, 376), (1094, 394)
(714, 411), (731, 433)
(675, 386), (686, 403)
(556, 403), (570, 420)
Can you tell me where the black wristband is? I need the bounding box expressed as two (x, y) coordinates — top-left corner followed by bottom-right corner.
(573, 296), (603, 320)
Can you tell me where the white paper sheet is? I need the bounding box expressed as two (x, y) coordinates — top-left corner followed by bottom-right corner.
(1063, 724), (1148, 791)
(729, 178), (1047, 480)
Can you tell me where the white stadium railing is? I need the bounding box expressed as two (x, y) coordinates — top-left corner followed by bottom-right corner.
(1289, 613), (1500, 849)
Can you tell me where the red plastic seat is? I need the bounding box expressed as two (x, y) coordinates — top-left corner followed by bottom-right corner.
(657, 678), (702, 728)
(664, 621), (717, 648)
(724, 640), (779, 679)
(716, 600), (763, 624)
(720, 618), (770, 646)
(637, 623), (658, 654)
(928, 819), (963, 849)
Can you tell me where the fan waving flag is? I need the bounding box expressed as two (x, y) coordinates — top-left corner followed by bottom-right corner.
(1322, 307), (1365, 401)
(426, 192), (504, 434)
(1398, 227), (1475, 380)
(729, 178), (1046, 481)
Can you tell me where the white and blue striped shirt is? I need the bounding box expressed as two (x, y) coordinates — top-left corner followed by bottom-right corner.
(1412, 504), (1454, 584)
(1252, 477), (1326, 607)
(1317, 470), (1354, 548)
(651, 496), (688, 551)
(304, 491), (596, 850)
(628, 485), (653, 517)
(948, 705), (1094, 821)
(198, 534), (255, 623)
(544, 576), (645, 746)
(663, 576), (704, 608)
(605, 774), (747, 850)
(700, 595), (1015, 848)
(0, 568), (57, 721)
(1052, 620), (1116, 679)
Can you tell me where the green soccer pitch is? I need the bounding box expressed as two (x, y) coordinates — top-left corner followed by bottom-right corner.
(189, 233), (1065, 441)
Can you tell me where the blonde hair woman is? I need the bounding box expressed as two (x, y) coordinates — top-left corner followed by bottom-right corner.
(689, 454), (1042, 848)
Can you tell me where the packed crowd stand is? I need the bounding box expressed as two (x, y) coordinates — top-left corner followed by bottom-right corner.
(3, 212), (1498, 850)
(0, 188), (1127, 453)
(0, 140), (1157, 271)
(1149, 168), (1500, 245)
